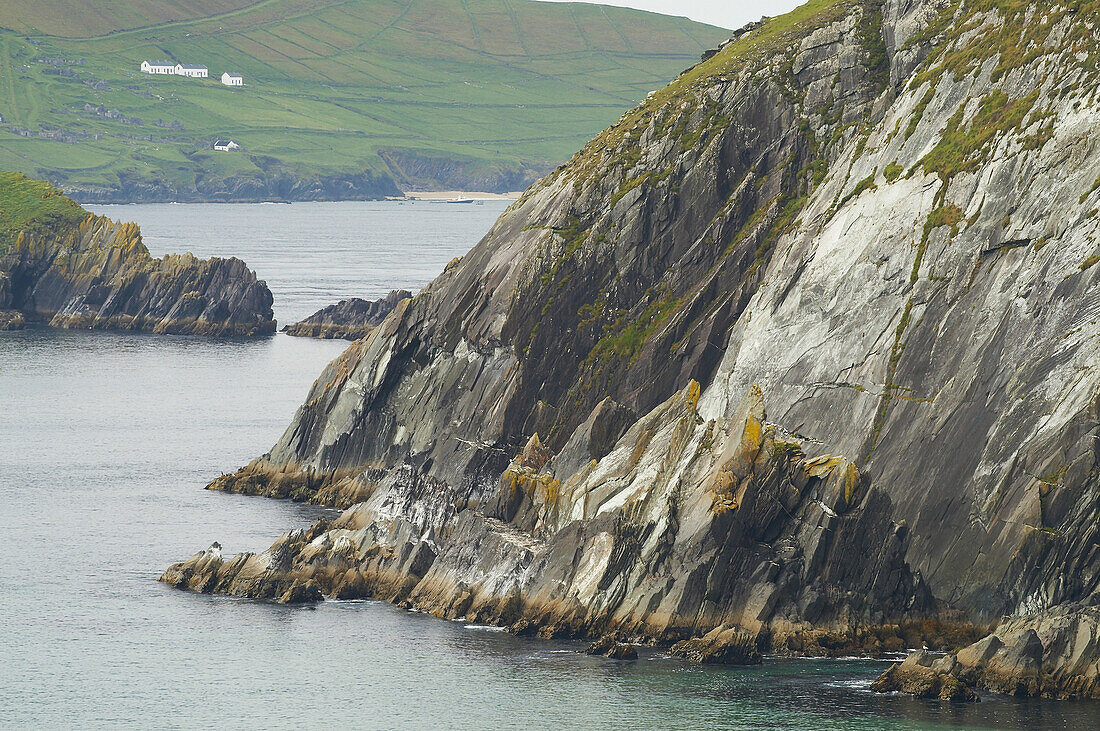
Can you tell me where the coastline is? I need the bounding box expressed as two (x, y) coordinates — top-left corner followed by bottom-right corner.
(81, 193), (526, 205)
(400, 190), (524, 201)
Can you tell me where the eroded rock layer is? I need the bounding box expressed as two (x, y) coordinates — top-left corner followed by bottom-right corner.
(169, 0), (1098, 686)
(282, 290), (412, 340)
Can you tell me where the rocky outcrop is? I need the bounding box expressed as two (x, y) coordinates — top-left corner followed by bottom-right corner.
(869, 650), (980, 701)
(584, 635), (639, 660)
(282, 290), (412, 340)
(873, 601), (1100, 700)
(0, 310), (25, 330)
(1, 175), (275, 336)
(669, 626), (763, 665)
(167, 0), (1099, 688)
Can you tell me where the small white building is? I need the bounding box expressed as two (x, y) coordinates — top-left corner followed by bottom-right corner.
(221, 72), (243, 87)
(213, 139), (240, 152)
(175, 64), (208, 78)
(140, 60), (175, 75)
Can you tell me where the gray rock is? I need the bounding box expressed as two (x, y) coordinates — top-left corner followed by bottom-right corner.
(282, 290), (412, 340)
(0, 309), (25, 330)
(875, 602), (1100, 700)
(669, 626), (762, 665)
(585, 635), (638, 660)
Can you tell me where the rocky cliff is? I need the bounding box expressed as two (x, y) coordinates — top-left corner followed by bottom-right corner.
(166, 0), (1099, 684)
(282, 291), (412, 340)
(1, 172), (276, 336)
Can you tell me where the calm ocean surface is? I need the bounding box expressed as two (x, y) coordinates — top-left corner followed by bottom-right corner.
(1, 201), (1096, 729)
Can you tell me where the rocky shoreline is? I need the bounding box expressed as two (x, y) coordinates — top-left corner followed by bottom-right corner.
(872, 602), (1100, 700)
(62, 170), (401, 205)
(58, 157), (545, 205)
(164, 384), (982, 661)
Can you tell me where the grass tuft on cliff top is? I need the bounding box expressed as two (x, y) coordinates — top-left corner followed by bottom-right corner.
(0, 171), (86, 253)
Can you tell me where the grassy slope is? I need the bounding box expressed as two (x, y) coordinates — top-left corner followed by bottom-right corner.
(1, 1), (262, 37)
(0, 0), (729, 196)
(0, 170), (87, 253)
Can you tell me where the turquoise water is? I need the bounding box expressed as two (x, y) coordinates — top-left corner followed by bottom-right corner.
(1, 202), (1097, 729)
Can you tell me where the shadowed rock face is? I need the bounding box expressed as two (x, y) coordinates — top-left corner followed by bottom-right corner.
(168, 0), (1098, 682)
(282, 290), (412, 340)
(0, 193), (275, 336)
(873, 601), (1100, 700)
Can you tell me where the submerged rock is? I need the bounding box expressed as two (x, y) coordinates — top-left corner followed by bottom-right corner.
(282, 290), (412, 340)
(0, 172), (275, 336)
(585, 635), (638, 660)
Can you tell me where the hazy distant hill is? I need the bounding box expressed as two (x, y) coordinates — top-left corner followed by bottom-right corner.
(0, 0), (729, 201)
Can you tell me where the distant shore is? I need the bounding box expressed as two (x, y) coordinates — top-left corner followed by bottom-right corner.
(401, 190), (524, 201)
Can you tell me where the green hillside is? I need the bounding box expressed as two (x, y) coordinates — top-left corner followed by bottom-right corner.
(0, 170), (86, 252)
(0, 0), (729, 201)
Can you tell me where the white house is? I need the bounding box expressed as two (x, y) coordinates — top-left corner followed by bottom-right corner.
(140, 60), (175, 75)
(213, 140), (240, 152)
(175, 64), (208, 78)
(221, 72), (243, 87)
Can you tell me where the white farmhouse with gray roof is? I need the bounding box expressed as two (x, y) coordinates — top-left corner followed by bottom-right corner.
(175, 63), (208, 78)
(221, 72), (243, 87)
(140, 60), (175, 75)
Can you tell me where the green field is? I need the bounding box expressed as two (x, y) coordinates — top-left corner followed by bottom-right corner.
(0, 0), (728, 200)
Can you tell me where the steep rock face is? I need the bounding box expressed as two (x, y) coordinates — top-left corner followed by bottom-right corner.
(282, 290), (412, 340)
(699, 0), (1100, 617)
(173, 0), (1098, 677)
(1, 177), (275, 336)
(213, 0), (892, 500)
(167, 384), (942, 655)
